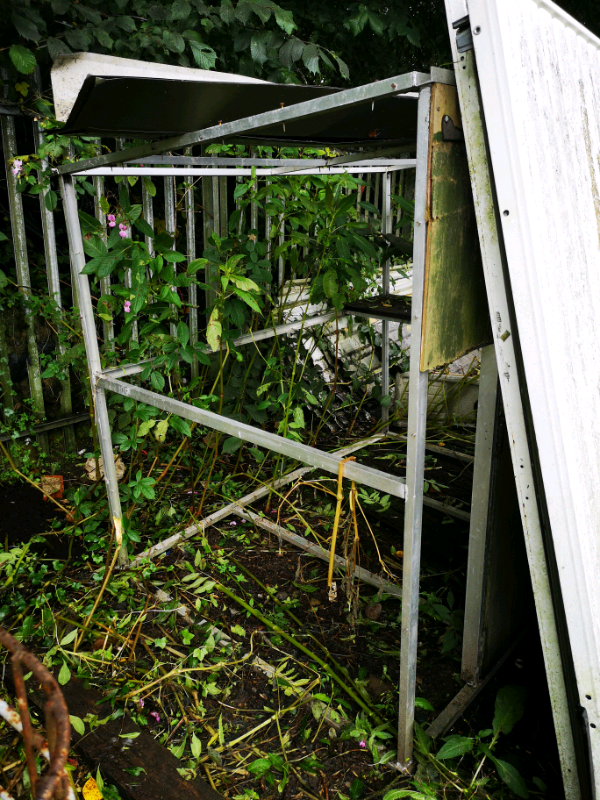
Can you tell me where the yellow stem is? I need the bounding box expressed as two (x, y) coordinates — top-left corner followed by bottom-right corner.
(327, 457), (355, 588)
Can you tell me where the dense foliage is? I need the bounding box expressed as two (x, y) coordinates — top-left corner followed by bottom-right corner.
(1, 0), (450, 97)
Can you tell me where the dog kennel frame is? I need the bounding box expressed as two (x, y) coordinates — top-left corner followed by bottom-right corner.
(57, 66), (520, 768)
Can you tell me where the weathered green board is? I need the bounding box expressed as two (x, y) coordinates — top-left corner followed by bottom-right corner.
(420, 83), (491, 371)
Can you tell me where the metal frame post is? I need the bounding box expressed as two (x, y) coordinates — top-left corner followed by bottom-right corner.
(1, 112), (49, 452)
(461, 344), (497, 679)
(381, 171), (393, 427)
(397, 85), (431, 767)
(60, 175), (128, 566)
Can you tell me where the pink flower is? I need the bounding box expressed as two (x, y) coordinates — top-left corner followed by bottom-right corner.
(119, 229), (128, 238)
(150, 711), (160, 723)
(108, 220), (116, 227)
(359, 740), (366, 748)
(119, 222), (127, 230)
(137, 698), (144, 708)
(107, 214), (116, 222)
(124, 300), (131, 313)
(229, 521), (237, 527)
(12, 159), (23, 177)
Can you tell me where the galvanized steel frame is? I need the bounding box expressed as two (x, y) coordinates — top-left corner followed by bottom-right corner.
(59, 67), (490, 767)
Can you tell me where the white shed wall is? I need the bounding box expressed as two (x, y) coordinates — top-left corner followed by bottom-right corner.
(469, 0), (600, 778)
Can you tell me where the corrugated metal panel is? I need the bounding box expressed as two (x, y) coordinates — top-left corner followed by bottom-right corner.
(469, 0), (600, 786)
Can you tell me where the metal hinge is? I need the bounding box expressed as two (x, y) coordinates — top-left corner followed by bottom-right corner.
(442, 115), (464, 142)
(453, 15), (473, 53)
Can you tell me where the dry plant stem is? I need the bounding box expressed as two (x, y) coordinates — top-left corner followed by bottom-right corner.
(0, 441), (71, 517)
(328, 457), (355, 588)
(228, 556), (361, 693)
(74, 544), (122, 652)
(215, 581), (383, 724)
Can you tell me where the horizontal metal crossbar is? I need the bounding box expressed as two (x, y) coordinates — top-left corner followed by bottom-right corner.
(72, 164), (415, 177)
(98, 374), (408, 500)
(56, 71), (432, 175)
(101, 312), (345, 379)
(122, 156), (410, 167)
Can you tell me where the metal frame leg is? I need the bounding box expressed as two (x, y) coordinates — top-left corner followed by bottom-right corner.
(397, 86), (431, 767)
(381, 171), (392, 428)
(461, 344), (497, 680)
(60, 175), (128, 566)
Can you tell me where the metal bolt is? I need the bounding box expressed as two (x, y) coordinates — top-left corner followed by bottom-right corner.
(474, 25), (481, 34)
(391, 83), (397, 89)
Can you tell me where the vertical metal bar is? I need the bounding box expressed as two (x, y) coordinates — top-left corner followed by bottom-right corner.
(0, 315), (14, 419)
(250, 149), (258, 232)
(116, 139), (138, 343)
(461, 344), (498, 679)
(67, 143), (80, 310)
(1, 113), (48, 452)
(164, 174), (177, 337)
(235, 175), (245, 235)
(185, 167), (198, 382)
(446, 37), (580, 796)
(219, 175), (228, 237)
(397, 85), (431, 767)
(201, 156), (217, 308)
(60, 175), (127, 566)
(381, 171), (392, 426)
(34, 115), (76, 450)
(93, 143), (115, 348)
(278, 213), (285, 290)
(141, 174), (155, 256)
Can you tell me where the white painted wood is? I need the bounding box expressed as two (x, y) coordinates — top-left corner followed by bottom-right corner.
(51, 52), (267, 122)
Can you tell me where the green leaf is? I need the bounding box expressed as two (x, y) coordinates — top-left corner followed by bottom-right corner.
(206, 308), (222, 352)
(163, 250), (186, 263)
(46, 36), (71, 59)
(170, 416), (192, 438)
(94, 28), (114, 49)
(151, 372), (165, 392)
(231, 276), (259, 293)
(69, 715), (85, 735)
(436, 734), (473, 759)
(116, 16), (136, 32)
(230, 624), (245, 636)
(60, 629), (78, 646)
(134, 218), (155, 239)
(163, 30), (185, 53)
(143, 176), (156, 197)
(414, 697), (434, 711)
(0, 270), (7, 290)
(170, 0), (191, 20)
(191, 732), (202, 758)
(177, 321), (190, 348)
(493, 685), (527, 736)
(222, 436), (242, 454)
(302, 43), (320, 75)
(44, 190), (58, 212)
(12, 13), (41, 43)
(58, 661), (71, 685)
(9, 45), (36, 75)
(154, 418), (169, 442)
(234, 183), (250, 200)
(273, 7), (295, 35)
(189, 41), (217, 70)
(489, 755), (529, 799)
(322, 268), (338, 299)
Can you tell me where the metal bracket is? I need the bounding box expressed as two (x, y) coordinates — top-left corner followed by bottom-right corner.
(452, 15), (473, 53)
(442, 114), (464, 142)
